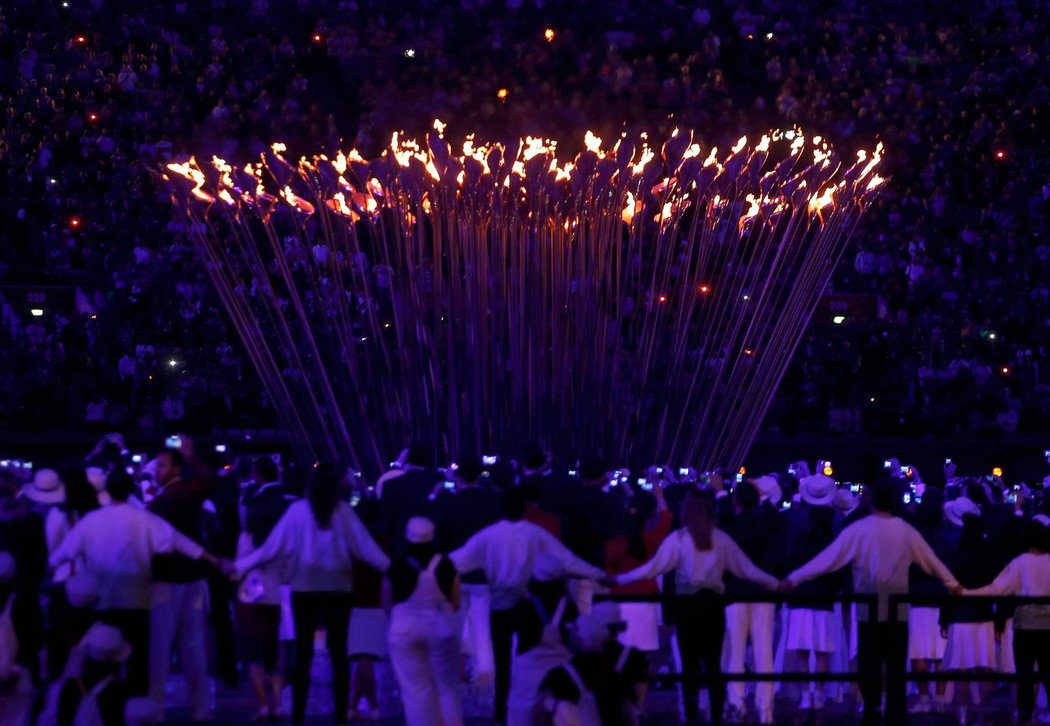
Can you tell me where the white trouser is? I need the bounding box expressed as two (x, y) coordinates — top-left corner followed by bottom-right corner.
(389, 630), (463, 726)
(723, 602), (775, 712)
(459, 584), (494, 687)
(150, 580), (210, 717)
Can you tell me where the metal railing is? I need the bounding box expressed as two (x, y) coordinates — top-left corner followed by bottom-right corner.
(593, 591), (1050, 685)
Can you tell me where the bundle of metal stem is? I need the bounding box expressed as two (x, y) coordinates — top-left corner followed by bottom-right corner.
(161, 124), (885, 477)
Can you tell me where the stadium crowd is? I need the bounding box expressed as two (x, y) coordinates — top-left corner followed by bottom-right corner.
(0, 438), (1048, 724)
(2, 0), (1050, 437)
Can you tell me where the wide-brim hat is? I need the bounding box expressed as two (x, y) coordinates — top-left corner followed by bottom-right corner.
(944, 496), (981, 527)
(799, 473), (836, 506)
(832, 489), (858, 516)
(81, 623), (131, 663)
(22, 469), (65, 505)
(752, 475), (782, 507)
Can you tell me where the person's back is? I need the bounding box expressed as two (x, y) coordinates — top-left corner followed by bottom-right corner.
(149, 480), (210, 583)
(724, 502), (779, 597)
(378, 468), (440, 546)
(434, 485), (503, 552)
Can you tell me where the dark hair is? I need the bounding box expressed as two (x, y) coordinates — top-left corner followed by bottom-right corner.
(579, 456), (607, 483)
(504, 486), (528, 521)
(1023, 519), (1049, 553)
(158, 448), (186, 470)
(62, 468), (100, 522)
(487, 460), (518, 490)
(307, 463), (341, 529)
(734, 480), (760, 511)
(521, 444), (547, 471)
(106, 470), (137, 501)
(254, 457), (279, 484)
(625, 491), (657, 561)
(682, 489), (715, 551)
(405, 441), (433, 468)
(456, 454), (484, 484)
(869, 479), (897, 513)
(965, 479), (990, 507)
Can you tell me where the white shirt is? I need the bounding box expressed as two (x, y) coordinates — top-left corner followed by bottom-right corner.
(616, 528), (778, 595)
(450, 520), (605, 610)
(49, 503), (205, 610)
(235, 499), (390, 592)
(967, 552), (1050, 630)
(786, 514), (959, 620)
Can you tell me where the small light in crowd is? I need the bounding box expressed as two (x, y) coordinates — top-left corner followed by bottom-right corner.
(832, 315), (847, 325)
(698, 284), (711, 295)
(746, 33), (754, 40)
(404, 48), (416, 58)
(313, 34), (323, 43)
(995, 150), (1005, 160)
(1001, 366), (1010, 375)
(992, 466), (1003, 478)
(68, 216), (81, 228)
(29, 308), (44, 317)
(168, 359), (177, 367)
(49, 178), (57, 185)
(360, 336), (368, 342)
(988, 332), (997, 340)
(87, 112), (98, 122)
(823, 465), (834, 476)
(544, 28), (555, 42)
(738, 466), (746, 475)
(89, 314), (97, 320)
(744, 348), (754, 356)
(657, 294), (668, 304)
(497, 88), (509, 101)
(869, 396), (876, 403)
(765, 32), (774, 40)
(742, 294), (750, 301)
(383, 322), (392, 328)
(75, 35), (86, 44)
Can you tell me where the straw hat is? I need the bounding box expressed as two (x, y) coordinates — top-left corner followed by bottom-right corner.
(22, 469), (65, 505)
(798, 473), (836, 506)
(81, 623), (131, 663)
(751, 475), (783, 507)
(832, 489), (859, 517)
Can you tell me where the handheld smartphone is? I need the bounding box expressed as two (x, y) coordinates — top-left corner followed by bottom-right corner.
(678, 467), (689, 477)
(735, 472), (744, 483)
(165, 435), (182, 449)
(482, 455), (497, 466)
(884, 459), (892, 469)
(443, 481), (455, 491)
(131, 454), (143, 464)
(656, 467), (664, 475)
(945, 458), (952, 465)
(214, 444), (227, 453)
(568, 469), (577, 477)
(903, 493), (912, 504)
(782, 501), (792, 510)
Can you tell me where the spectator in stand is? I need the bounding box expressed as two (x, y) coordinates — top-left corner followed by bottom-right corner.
(233, 463), (390, 726)
(613, 489), (779, 725)
(377, 443), (442, 552)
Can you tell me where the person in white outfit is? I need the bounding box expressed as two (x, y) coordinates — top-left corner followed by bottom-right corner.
(384, 517), (463, 726)
(449, 489), (604, 724)
(234, 463), (391, 725)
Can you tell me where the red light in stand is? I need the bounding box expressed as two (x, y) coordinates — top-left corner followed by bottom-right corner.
(1001, 366), (1010, 375)
(87, 113), (98, 122)
(313, 34), (323, 43)
(657, 294), (668, 304)
(995, 150), (1005, 160)
(69, 216), (81, 228)
(75, 35), (87, 44)
(698, 284), (711, 295)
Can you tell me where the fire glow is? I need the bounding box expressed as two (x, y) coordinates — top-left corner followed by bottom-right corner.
(161, 124), (885, 474)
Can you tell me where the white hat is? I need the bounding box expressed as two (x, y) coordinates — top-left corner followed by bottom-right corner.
(22, 469), (65, 505)
(833, 489), (859, 517)
(405, 516), (435, 544)
(0, 553), (15, 583)
(575, 601), (625, 650)
(80, 623), (131, 663)
(751, 476), (782, 507)
(799, 473), (836, 506)
(65, 573), (100, 608)
(944, 496), (981, 527)
(124, 698), (163, 726)
(532, 552), (564, 582)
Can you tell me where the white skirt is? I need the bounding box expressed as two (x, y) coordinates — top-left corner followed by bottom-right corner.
(944, 622), (997, 670)
(620, 602), (661, 652)
(785, 608), (838, 653)
(907, 607), (947, 661)
(348, 608), (388, 658)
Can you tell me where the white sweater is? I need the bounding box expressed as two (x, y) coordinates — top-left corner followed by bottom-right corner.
(786, 514), (959, 621)
(235, 500), (390, 592)
(450, 520), (605, 610)
(967, 552), (1050, 630)
(616, 528), (778, 595)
